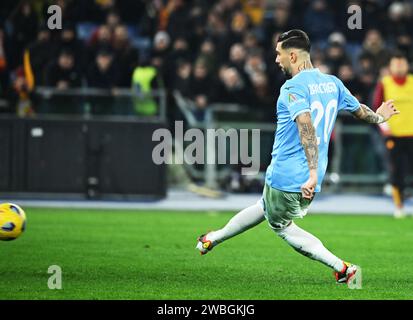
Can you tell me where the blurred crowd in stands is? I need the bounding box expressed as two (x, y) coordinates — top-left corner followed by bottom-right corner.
(0, 0), (412, 120)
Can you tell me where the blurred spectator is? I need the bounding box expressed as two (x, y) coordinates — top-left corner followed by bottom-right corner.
(206, 9), (231, 62)
(105, 9), (121, 33)
(86, 48), (120, 115)
(241, 0), (265, 26)
(395, 33), (413, 62)
(359, 29), (391, 75)
(372, 52), (413, 218)
(338, 64), (364, 103)
(228, 43), (246, 68)
(166, 0), (192, 40)
(217, 66), (253, 106)
(229, 11), (251, 46)
(93, 0), (119, 24)
(164, 36), (192, 86)
(132, 56), (164, 116)
(7, 0), (38, 69)
(311, 48), (327, 70)
(59, 24), (85, 69)
(11, 66), (34, 117)
(151, 31), (171, 84)
(357, 52), (374, 74)
(138, 0), (161, 37)
(86, 25), (113, 66)
(244, 50), (266, 79)
(45, 50), (81, 89)
(263, 1), (294, 50)
(87, 49), (118, 89)
(327, 31), (346, 47)
(215, 0), (242, 21)
(324, 34), (352, 76)
(188, 4), (209, 39)
(168, 36), (192, 63)
(384, 2), (413, 41)
(228, 43), (251, 86)
(362, 0), (387, 30)
(112, 25), (139, 87)
(172, 60), (192, 98)
(198, 39), (219, 74)
(303, 0), (334, 46)
(0, 26), (10, 92)
(384, 2), (413, 61)
(250, 71), (273, 120)
(264, 32), (286, 96)
(87, 9), (121, 46)
(358, 70), (376, 104)
(115, 0), (146, 24)
(88, 24), (112, 48)
(189, 59), (216, 121)
(26, 26), (53, 86)
(243, 31), (260, 54)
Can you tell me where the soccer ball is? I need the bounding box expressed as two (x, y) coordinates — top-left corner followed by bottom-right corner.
(0, 203), (27, 241)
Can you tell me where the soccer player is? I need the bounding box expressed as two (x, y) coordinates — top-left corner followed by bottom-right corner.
(373, 51), (413, 218)
(196, 30), (399, 285)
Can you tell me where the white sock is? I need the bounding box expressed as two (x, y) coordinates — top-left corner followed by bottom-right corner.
(275, 222), (344, 272)
(207, 203), (265, 244)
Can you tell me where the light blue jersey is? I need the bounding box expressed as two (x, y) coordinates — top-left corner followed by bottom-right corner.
(265, 68), (360, 192)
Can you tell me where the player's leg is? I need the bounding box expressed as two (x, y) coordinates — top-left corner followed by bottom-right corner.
(263, 184), (360, 285)
(274, 221), (344, 272)
(263, 184), (346, 272)
(196, 202), (265, 254)
(273, 221), (360, 286)
(386, 137), (406, 218)
(408, 138), (413, 216)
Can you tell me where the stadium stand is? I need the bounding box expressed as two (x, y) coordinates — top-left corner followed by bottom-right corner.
(0, 0), (412, 195)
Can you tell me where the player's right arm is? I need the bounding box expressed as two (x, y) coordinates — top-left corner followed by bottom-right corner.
(296, 112), (318, 200)
(285, 82), (317, 200)
(352, 101), (399, 124)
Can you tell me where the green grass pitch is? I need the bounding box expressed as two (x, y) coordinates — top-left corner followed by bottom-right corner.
(1, 208), (413, 300)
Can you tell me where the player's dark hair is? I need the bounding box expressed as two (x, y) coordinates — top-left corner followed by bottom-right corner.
(277, 29), (311, 53)
(390, 50), (407, 61)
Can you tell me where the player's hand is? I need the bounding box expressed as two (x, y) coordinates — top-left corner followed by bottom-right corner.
(376, 99), (400, 121)
(301, 171), (317, 200)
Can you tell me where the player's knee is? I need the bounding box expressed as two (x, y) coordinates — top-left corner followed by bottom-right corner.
(271, 220), (293, 236)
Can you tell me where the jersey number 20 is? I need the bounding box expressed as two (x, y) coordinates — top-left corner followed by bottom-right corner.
(310, 99), (338, 145)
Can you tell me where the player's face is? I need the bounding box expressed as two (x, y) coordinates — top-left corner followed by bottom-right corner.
(389, 57), (409, 78)
(275, 42), (292, 78)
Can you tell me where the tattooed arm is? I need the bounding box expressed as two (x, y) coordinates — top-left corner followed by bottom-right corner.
(296, 112), (318, 199)
(352, 100), (399, 123)
(296, 112), (318, 170)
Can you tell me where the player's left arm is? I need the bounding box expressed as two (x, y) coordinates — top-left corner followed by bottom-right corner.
(336, 77), (399, 123)
(296, 112), (318, 199)
(352, 100), (400, 124)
